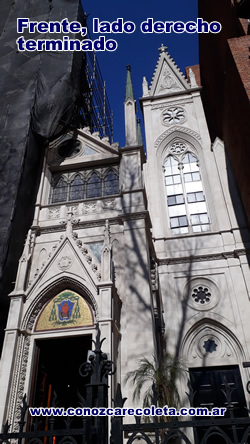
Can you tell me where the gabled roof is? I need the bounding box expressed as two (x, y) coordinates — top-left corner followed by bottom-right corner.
(149, 44), (190, 97)
(24, 230), (102, 300)
(47, 127), (120, 167)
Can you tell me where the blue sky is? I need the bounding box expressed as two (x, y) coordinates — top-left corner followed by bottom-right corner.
(82, 0), (199, 145)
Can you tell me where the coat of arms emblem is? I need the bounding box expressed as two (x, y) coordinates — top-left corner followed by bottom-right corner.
(58, 300), (75, 321)
(49, 291), (81, 326)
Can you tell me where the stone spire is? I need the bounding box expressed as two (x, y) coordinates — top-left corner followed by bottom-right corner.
(125, 65), (134, 100)
(124, 65), (137, 146)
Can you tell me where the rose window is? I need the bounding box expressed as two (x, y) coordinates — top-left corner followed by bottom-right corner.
(192, 286), (211, 304)
(162, 107), (186, 125)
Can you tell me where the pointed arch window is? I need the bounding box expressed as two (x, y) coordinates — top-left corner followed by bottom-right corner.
(164, 150), (210, 235)
(86, 172), (102, 199)
(51, 177), (67, 203)
(50, 167), (119, 203)
(104, 170), (119, 196)
(69, 175), (84, 201)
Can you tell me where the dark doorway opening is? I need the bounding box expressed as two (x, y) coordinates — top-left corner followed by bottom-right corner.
(32, 335), (92, 409)
(190, 365), (248, 443)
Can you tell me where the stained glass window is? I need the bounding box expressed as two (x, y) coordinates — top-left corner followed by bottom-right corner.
(52, 178), (67, 203)
(69, 175), (84, 201)
(86, 173), (102, 199)
(104, 171), (119, 196)
(50, 167), (119, 204)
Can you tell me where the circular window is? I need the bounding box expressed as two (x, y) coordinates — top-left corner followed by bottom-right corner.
(191, 286), (211, 305)
(57, 139), (82, 158)
(162, 107), (186, 126)
(183, 278), (220, 311)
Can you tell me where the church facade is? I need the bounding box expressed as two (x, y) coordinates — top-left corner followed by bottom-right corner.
(0, 44), (250, 435)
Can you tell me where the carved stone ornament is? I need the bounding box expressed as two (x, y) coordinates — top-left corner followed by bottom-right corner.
(103, 200), (116, 210)
(159, 68), (181, 92)
(169, 142), (187, 154)
(162, 107), (186, 126)
(68, 205), (79, 216)
(8, 335), (31, 432)
(154, 126), (201, 149)
(58, 256), (72, 271)
(48, 207), (60, 219)
(85, 203), (97, 214)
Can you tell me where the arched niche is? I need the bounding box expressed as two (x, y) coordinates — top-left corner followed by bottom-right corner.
(22, 275), (99, 332)
(34, 289), (94, 332)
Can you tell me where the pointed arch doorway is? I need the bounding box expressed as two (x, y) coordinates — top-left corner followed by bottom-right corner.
(31, 335), (92, 409)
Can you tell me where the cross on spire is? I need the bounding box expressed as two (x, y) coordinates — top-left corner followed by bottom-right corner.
(158, 44), (167, 53)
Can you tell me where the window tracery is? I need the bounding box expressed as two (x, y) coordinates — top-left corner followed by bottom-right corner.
(50, 167), (119, 204)
(163, 144), (210, 234)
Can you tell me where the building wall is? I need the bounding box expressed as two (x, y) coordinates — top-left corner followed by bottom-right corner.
(141, 46), (250, 408)
(0, 127), (158, 428)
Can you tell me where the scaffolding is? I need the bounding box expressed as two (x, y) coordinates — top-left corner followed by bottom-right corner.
(80, 31), (113, 143)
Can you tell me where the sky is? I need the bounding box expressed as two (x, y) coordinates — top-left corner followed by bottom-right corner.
(82, 0), (199, 146)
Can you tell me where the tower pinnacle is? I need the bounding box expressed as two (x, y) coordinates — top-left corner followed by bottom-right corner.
(124, 65), (137, 146)
(125, 64), (134, 100)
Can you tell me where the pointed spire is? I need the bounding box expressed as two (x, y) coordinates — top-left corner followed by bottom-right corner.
(137, 118), (143, 145)
(124, 65), (137, 146)
(142, 76), (149, 96)
(125, 65), (134, 101)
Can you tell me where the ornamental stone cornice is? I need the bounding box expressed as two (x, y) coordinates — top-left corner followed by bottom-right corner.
(37, 217), (121, 234)
(151, 98), (193, 110)
(158, 249), (247, 265)
(118, 210), (150, 224)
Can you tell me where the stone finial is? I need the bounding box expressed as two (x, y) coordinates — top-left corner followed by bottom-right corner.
(104, 219), (111, 246)
(158, 43), (167, 53)
(142, 76), (149, 96)
(124, 65), (137, 146)
(66, 208), (80, 237)
(189, 68), (198, 87)
(125, 65), (134, 100)
(101, 220), (112, 282)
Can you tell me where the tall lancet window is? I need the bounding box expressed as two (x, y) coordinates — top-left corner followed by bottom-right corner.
(51, 177), (67, 203)
(164, 145), (210, 235)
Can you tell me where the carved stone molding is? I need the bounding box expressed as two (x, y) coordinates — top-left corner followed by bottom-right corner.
(39, 217), (121, 234)
(159, 249), (247, 265)
(119, 211), (149, 222)
(151, 98), (193, 110)
(155, 126), (201, 149)
(8, 335), (30, 432)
